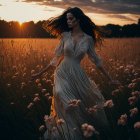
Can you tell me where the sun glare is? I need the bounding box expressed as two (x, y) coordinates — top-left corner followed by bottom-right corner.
(19, 22), (23, 26)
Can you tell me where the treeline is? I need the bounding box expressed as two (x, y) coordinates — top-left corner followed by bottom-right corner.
(0, 19), (140, 38)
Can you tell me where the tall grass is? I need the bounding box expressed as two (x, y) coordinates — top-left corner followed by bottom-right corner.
(0, 38), (140, 140)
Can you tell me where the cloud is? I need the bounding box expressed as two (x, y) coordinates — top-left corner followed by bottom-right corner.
(107, 14), (136, 22)
(20, 0), (140, 24)
(22, 0), (140, 14)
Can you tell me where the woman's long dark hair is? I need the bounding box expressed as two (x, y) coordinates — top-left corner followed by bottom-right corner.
(43, 7), (106, 48)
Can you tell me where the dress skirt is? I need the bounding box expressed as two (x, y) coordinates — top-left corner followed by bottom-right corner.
(44, 57), (112, 140)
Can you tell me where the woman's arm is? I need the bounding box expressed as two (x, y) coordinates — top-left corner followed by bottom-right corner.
(31, 33), (65, 81)
(87, 37), (121, 86)
(31, 64), (53, 80)
(38, 63), (53, 76)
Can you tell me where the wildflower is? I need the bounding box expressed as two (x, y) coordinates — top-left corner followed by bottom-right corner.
(68, 99), (81, 107)
(46, 79), (52, 84)
(44, 93), (50, 97)
(35, 79), (40, 84)
(12, 75), (17, 79)
(81, 123), (97, 138)
(33, 97), (40, 102)
(37, 83), (42, 87)
(86, 105), (98, 114)
(31, 70), (35, 74)
(42, 88), (47, 93)
(23, 73), (26, 77)
(57, 119), (65, 125)
(117, 114), (127, 126)
(34, 93), (39, 97)
(44, 115), (54, 125)
(14, 72), (19, 76)
(66, 99), (81, 111)
(21, 82), (26, 88)
(128, 96), (137, 105)
(104, 100), (114, 108)
(134, 73), (138, 76)
(128, 83), (136, 89)
(91, 68), (95, 72)
(42, 78), (46, 81)
(130, 108), (139, 117)
(131, 79), (137, 83)
(124, 68), (130, 74)
(39, 125), (45, 132)
(131, 91), (140, 97)
(7, 83), (11, 87)
(119, 66), (124, 69)
(126, 64), (134, 70)
(109, 59), (113, 62)
(27, 102), (34, 109)
(10, 102), (14, 105)
(48, 96), (52, 101)
(134, 122), (140, 130)
(36, 65), (40, 69)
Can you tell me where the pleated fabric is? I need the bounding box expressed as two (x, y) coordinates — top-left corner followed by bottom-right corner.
(44, 32), (112, 140)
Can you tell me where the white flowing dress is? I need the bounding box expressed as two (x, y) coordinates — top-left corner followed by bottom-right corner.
(44, 31), (112, 140)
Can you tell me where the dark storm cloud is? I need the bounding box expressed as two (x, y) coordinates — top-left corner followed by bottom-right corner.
(22, 0), (140, 15)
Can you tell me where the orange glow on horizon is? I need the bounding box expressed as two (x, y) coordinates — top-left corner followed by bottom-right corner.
(19, 22), (23, 27)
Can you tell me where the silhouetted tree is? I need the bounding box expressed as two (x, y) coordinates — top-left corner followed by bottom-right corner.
(0, 19), (140, 38)
(138, 18), (140, 25)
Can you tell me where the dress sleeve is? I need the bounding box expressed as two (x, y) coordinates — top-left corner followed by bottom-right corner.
(49, 33), (64, 67)
(87, 37), (103, 68)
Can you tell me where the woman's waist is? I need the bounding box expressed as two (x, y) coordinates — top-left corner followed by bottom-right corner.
(63, 55), (80, 63)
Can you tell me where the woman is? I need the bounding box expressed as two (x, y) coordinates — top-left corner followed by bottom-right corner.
(31, 7), (120, 140)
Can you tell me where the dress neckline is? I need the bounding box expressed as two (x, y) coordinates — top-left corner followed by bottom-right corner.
(69, 31), (86, 52)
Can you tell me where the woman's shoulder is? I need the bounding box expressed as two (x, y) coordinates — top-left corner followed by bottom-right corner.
(84, 33), (92, 40)
(61, 31), (70, 36)
(60, 31), (70, 40)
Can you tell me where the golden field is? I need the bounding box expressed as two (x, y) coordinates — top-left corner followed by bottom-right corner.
(0, 38), (140, 140)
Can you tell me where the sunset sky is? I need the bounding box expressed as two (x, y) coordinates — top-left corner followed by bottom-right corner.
(0, 0), (139, 26)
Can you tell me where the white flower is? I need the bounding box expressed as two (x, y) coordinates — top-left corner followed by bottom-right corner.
(104, 100), (114, 108)
(134, 122), (140, 130)
(130, 108), (139, 117)
(81, 123), (98, 138)
(57, 119), (65, 125)
(39, 125), (45, 132)
(117, 114), (127, 126)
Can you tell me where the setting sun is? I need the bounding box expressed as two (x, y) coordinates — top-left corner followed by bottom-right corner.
(19, 22), (23, 26)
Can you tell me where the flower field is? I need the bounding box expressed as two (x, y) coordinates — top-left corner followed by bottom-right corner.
(0, 38), (140, 140)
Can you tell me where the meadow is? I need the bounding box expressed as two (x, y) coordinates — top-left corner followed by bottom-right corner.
(0, 38), (140, 140)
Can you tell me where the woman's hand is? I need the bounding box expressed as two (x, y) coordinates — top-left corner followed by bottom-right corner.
(30, 73), (41, 81)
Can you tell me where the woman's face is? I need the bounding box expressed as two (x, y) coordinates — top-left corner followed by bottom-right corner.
(66, 12), (79, 28)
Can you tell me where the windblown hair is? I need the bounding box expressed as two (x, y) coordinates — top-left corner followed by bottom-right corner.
(43, 7), (106, 48)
